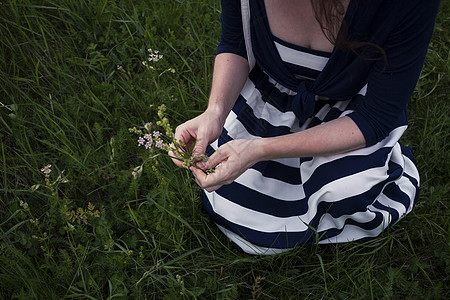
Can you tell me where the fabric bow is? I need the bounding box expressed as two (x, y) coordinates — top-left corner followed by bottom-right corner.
(292, 81), (316, 125)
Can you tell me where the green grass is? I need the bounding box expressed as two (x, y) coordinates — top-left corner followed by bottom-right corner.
(0, 0), (448, 299)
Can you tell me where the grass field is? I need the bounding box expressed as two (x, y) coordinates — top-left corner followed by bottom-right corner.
(0, 0), (448, 299)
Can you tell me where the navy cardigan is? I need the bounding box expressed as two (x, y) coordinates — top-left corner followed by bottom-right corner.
(217, 0), (440, 146)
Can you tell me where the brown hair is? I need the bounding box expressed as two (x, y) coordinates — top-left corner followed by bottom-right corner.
(311, 0), (386, 60)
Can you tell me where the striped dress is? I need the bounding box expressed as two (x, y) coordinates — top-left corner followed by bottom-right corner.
(204, 36), (420, 255)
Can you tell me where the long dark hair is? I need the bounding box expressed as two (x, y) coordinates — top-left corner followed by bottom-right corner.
(311, 0), (386, 60)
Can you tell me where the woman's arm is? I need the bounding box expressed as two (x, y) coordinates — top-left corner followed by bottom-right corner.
(206, 53), (249, 129)
(171, 53), (249, 167)
(260, 116), (365, 159)
(192, 116), (365, 192)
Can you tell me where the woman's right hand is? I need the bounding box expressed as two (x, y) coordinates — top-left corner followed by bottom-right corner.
(170, 53), (249, 168)
(170, 108), (225, 168)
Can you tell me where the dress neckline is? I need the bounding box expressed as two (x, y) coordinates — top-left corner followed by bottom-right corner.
(272, 35), (332, 58)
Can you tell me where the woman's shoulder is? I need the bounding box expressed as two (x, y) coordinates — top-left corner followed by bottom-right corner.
(380, 0), (440, 17)
(353, 0), (440, 16)
(221, 0), (241, 11)
(350, 0), (440, 30)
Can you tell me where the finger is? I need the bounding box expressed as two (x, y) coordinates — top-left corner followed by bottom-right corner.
(192, 141), (207, 157)
(203, 148), (228, 171)
(168, 150), (185, 168)
(192, 175), (222, 192)
(191, 128), (211, 157)
(190, 134), (211, 169)
(190, 167), (222, 190)
(190, 166), (208, 183)
(174, 125), (197, 148)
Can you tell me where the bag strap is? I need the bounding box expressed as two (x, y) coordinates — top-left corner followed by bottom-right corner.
(240, 0), (255, 71)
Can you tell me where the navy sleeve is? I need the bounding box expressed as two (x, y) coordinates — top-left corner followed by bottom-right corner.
(348, 0), (440, 146)
(216, 0), (248, 59)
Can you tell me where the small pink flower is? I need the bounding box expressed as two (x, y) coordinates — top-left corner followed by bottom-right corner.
(144, 134), (152, 141)
(145, 140), (153, 149)
(153, 131), (162, 139)
(40, 164), (52, 174)
(168, 142), (175, 149)
(155, 140), (164, 149)
(137, 137), (145, 146)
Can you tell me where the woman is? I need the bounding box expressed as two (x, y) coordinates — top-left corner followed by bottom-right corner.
(171, 0), (440, 254)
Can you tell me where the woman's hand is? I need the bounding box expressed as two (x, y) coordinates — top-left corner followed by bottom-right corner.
(170, 53), (249, 168)
(190, 139), (262, 192)
(170, 109), (225, 168)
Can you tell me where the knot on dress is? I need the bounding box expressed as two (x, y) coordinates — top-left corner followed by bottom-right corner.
(292, 81), (316, 125)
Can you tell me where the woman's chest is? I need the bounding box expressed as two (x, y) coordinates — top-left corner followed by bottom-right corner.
(264, 0), (349, 53)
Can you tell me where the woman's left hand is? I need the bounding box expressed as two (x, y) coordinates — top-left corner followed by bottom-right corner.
(190, 139), (262, 192)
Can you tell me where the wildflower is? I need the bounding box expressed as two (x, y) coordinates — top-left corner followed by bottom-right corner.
(163, 143), (173, 152)
(138, 137), (145, 146)
(141, 61), (155, 70)
(176, 274), (183, 284)
(147, 48), (163, 62)
(144, 123), (152, 131)
(129, 127), (143, 135)
(116, 65), (124, 70)
(40, 164), (52, 175)
(19, 200), (28, 210)
(155, 140), (164, 149)
(157, 104), (166, 118)
(153, 131), (162, 139)
(145, 140), (153, 149)
(144, 134), (152, 141)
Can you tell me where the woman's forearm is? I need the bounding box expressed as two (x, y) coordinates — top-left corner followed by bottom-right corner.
(192, 116), (366, 192)
(257, 116), (366, 160)
(206, 53), (249, 123)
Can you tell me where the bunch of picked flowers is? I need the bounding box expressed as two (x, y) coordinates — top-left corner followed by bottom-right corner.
(129, 104), (211, 179)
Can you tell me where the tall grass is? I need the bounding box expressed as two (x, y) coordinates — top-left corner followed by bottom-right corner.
(0, 0), (448, 298)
